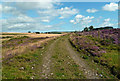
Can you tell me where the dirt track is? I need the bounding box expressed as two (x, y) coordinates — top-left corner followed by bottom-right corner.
(2, 35), (117, 79)
(40, 35), (100, 79)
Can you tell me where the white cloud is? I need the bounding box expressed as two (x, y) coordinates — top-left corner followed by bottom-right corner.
(107, 23), (114, 26)
(17, 15), (35, 22)
(0, 4), (2, 13)
(7, 14), (36, 24)
(101, 23), (114, 27)
(102, 3), (118, 11)
(82, 16), (94, 20)
(80, 16), (94, 25)
(86, 8), (98, 13)
(70, 20), (75, 23)
(59, 16), (64, 19)
(104, 18), (110, 22)
(45, 25), (52, 28)
(3, 1), (60, 21)
(3, 6), (15, 11)
(2, 1), (80, 32)
(100, 18), (114, 27)
(1, 1), (60, 32)
(70, 15), (95, 27)
(8, 23), (27, 29)
(75, 14), (84, 19)
(2, 18), (53, 32)
(87, 20), (92, 23)
(73, 14), (85, 23)
(15, 1), (56, 10)
(38, 6), (79, 20)
(2, 14), (36, 30)
(2, 5), (21, 15)
(41, 19), (50, 22)
(37, 9), (58, 16)
(58, 7), (79, 19)
(37, 6), (60, 21)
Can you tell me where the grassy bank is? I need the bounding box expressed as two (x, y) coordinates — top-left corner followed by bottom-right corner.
(69, 33), (119, 79)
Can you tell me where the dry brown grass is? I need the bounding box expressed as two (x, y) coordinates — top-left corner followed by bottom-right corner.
(1, 32), (65, 41)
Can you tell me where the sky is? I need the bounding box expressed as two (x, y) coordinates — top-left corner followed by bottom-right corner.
(0, 1), (119, 32)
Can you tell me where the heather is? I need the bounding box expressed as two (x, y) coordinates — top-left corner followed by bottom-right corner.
(69, 29), (120, 79)
(2, 31), (119, 79)
(2, 35), (59, 61)
(2, 36), (49, 48)
(2, 35), (86, 79)
(79, 29), (120, 45)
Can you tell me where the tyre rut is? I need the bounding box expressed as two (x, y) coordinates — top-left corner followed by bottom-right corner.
(40, 38), (59, 79)
(64, 36), (100, 79)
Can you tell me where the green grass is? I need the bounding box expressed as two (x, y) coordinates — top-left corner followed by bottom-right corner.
(103, 50), (118, 65)
(74, 34), (119, 68)
(69, 34), (119, 79)
(86, 35), (119, 67)
(70, 44), (118, 79)
(50, 36), (85, 79)
(2, 48), (43, 79)
(3, 52), (36, 79)
(2, 37), (57, 79)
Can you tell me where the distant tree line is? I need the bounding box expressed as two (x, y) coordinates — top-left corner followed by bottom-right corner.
(44, 32), (62, 34)
(92, 26), (113, 30)
(84, 26), (94, 32)
(28, 31), (62, 34)
(83, 26), (113, 32)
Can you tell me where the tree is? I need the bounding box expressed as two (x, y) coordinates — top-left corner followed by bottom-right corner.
(89, 25), (94, 31)
(74, 31), (77, 33)
(35, 32), (40, 34)
(84, 27), (88, 32)
(28, 31), (31, 33)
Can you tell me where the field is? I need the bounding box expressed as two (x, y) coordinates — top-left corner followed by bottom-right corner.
(1, 33), (64, 60)
(1, 32), (63, 41)
(1, 29), (120, 79)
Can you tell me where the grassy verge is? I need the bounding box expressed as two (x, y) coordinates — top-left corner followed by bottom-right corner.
(85, 35), (119, 78)
(69, 34), (119, 79)
(2, 37), (57, 79)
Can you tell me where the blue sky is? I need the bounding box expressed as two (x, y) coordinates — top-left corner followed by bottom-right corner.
(0, 1), (119, 32)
